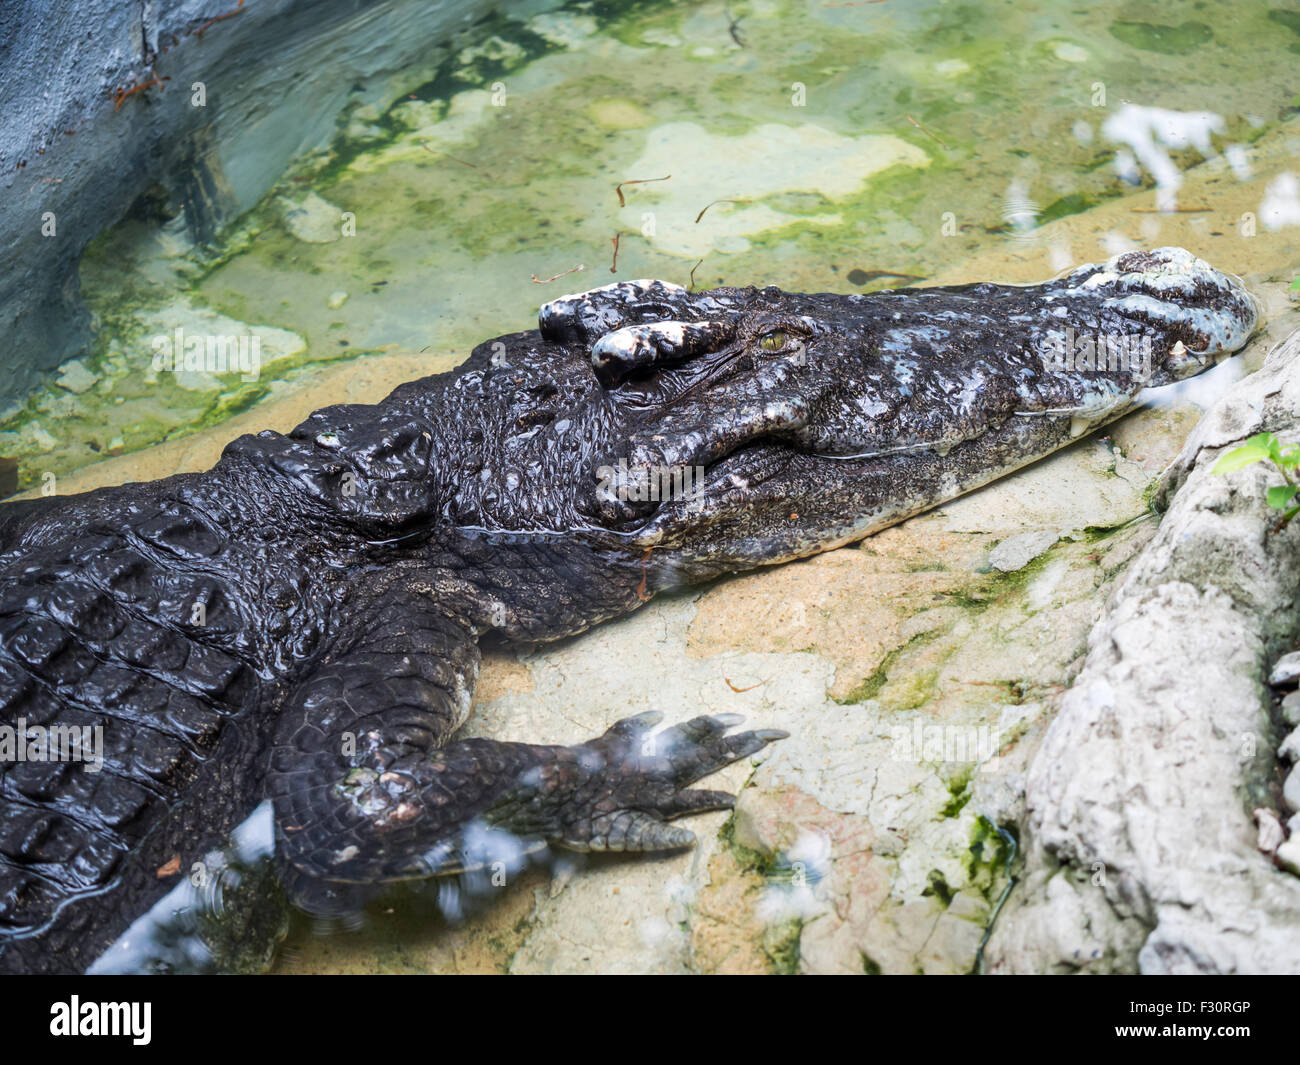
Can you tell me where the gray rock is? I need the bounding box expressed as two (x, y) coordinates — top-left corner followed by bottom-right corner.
(1286, 765), (1300, 815)
(1271, 651), (1300, 687)
(1282, 727), (1300, 764)
(988, 529), (1059, 572)
(987, 327), (1300, 974)
(1278, 838), (1300, 877)
(1255, 808), (1286, 854)
(1283, 690), (1300, 727)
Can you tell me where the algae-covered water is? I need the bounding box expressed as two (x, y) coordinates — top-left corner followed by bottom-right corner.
(14, 0), (1300, 974)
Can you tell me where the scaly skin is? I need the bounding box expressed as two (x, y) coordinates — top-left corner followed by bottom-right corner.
(0, 248), (1259, 971)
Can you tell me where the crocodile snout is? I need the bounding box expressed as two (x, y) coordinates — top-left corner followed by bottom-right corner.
(1058, 246), (1261, 384)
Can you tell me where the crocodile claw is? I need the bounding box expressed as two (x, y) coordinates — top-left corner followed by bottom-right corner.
(488, 712), (786, 854)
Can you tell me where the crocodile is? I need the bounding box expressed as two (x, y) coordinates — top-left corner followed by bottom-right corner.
(0, 247), (1260, 973)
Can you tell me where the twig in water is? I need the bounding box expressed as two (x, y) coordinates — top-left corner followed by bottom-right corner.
(905, 113), (949, 149)
(420, 142), (478, 169)
(726, 9), (747, 47)
(694, 198), (750, 223)
(615, 174), (671, 207)
(531, 264), (586, 284)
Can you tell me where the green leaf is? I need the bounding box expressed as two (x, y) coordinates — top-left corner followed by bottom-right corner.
(1290, 276), (1300, 292)
(1279, 445), (1300, 469)
(1237, 431), (1286, 464)
(1268, 484), (1299, 509)
(1213, 442), (1273, 473)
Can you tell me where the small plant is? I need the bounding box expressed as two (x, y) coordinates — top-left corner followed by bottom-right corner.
(1213, 431), (1300, 527)
(1290, 276), (1300, 293)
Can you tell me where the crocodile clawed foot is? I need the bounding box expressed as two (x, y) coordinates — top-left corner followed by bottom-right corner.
(489, 712), (788, 854)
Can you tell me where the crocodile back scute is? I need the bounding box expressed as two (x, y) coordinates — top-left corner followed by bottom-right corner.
(0, 480), (271, 962)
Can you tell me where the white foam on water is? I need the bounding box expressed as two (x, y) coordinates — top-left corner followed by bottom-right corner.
(1260, 172), (1300, 231)
(1101, 104), (1226, 210)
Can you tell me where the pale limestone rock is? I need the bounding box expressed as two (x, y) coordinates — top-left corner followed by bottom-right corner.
(1256, 808), (1286, 854)
(1283, 690), (1300, 726)
(989, 529), (1059, 572)
(921, 907), (987, 975)
(1271, 651), (1300, 686)
(1285, 766), (1300, 815)
(1282, 727), (1300, 763)
(987, 328), (1300, 975)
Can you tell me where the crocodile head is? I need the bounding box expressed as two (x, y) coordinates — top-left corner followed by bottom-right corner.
(271, 247), (1257, 606)
(535, 247), (1260, 578)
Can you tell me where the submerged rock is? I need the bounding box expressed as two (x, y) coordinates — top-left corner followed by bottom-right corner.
(55, 360), (97, 394)
(280, 193), (345, 244)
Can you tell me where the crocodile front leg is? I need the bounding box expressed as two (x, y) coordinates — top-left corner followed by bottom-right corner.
(268, 581), (783, 916)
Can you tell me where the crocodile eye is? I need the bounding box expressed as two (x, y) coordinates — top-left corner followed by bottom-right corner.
(759, 331), (787, 352)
